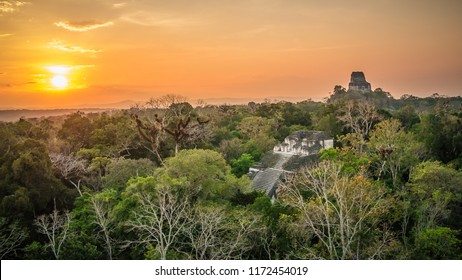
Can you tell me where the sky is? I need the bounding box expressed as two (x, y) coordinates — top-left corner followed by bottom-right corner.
(1, 0), (462, 108)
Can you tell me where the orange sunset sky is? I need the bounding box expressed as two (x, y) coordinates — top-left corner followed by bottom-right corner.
(1, 0), (461, 108)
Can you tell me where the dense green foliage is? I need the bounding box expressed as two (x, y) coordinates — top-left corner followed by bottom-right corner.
(1, 92), (461, 260)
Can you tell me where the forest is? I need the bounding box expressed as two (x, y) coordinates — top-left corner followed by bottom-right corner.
(1, 89), (461, 260)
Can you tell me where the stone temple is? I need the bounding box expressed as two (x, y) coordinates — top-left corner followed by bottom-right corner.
(348, 71), (372, 93)
(248, 131), (333, 199)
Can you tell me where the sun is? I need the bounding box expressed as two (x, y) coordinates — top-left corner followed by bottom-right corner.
(50, 75), (69, 89)
(45, 65), (72, 90)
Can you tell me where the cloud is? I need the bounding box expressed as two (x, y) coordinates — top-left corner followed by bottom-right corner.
(120, 11), (196, 27)
(113, 2), (126, 9)
(0, 33), (12, 37)
(48, 40), (102, 53)
(54, 20), (114, 32)
(0, 1), (29, 13)
(73, 65), (95, 70)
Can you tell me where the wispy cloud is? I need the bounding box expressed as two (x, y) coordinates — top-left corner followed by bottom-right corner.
(0, 33), (12, 37)
(48, 40), (102, 53)
(113, 2), (127, 9)
(54, 20), (114, 32)
(44, 65), (94, 73)
(0, 1), (29, 13)
(120, 11), (196, 27)
(73, 65), (95, 70)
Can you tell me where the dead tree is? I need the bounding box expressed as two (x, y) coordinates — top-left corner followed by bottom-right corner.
(0, 218), (28, 259)
(50, 153), (86, 196)
(35, 209), (71, 260)
(132, 95), (209, 163)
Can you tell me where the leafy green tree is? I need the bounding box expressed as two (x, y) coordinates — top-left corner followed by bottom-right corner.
(89, 113), (140, 157)
(368, 119), (426, 189)
(102, 158), (155, 190)
(416, 112), (462, 164)
(161, 149), (251, 201)
(243, 136), (278, 161)
(406, 161), (462, 235)
(57, 112), (93, 151)
(320, 148), (369, 175)
(393, 105), (420, 131)
(413, 227), (461, 259)
(313, 103), (343, 139)
(1, 139), (75, 217)
(60, 233), (102, 260)
(219, 138), (245, 162)
(23, 241), (52, 260)
(231, 153), (255, 177)
(65, 191), (114, 260)
(237, 116), (277, 140)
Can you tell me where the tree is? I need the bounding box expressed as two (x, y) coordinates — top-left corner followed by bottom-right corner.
(406, 161), (462, 236)
(91, 191), (116, 259)
(237, 116), (277, 139)
(184, 204), (265, 260)
(280, 161), (395, 259)
(333, 85), (347, 95)
(89, 113), (140, 157)
(231, 153), (255, 177)
(161, 149), (251, 201)
(132, 95), (210, 163)
(368, 119), (426, 189)
(1, 139), (75, 217)
(102, 158), (155, 190)
(57, 112), (93, 152)
(337, 100), (381, 145)
(219, 138), (245, 162)
(0, 218), (28, 259)
(50, 153), (86, 196)
(416, 112), (462, 164)
(124, 175), (194, 260)
(413, 227), (461, 259)
(393, 105), (420, 131)
(34, 209), (71, 259)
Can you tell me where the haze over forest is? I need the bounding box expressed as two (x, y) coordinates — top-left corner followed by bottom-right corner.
(1, 0), (462, 109)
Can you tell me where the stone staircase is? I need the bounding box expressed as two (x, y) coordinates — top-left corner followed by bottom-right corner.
(251, 153), (292, 196)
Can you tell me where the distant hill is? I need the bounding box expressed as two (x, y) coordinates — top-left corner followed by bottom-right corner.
(0, 108), (115, 122)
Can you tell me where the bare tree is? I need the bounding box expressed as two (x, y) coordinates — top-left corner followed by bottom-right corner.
(0, 218), (28, 259)
(337, 101), (381, 148)
(184, 205), (266, 260)
(185, 205), (227, 260)
(35, 209), (71, 259)
(280, 161), (394, 259)
(217, 209), (265, 260)
(91, 196), (114, 260)
(50, 153), (86, 196)
(126, 184), (193, 260)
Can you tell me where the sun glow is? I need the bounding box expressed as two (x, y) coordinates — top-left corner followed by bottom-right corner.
(50, 75), (69, 89)
(45, 65), (72, 90)
(46, 66), (71, 75)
